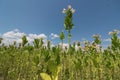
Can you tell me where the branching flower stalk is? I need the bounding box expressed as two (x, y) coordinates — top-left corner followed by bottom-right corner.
(92, 34), (101, 45)
(62, 5), (75, 47)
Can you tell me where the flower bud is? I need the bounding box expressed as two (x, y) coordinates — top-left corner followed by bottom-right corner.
(68, 5), (72, 9)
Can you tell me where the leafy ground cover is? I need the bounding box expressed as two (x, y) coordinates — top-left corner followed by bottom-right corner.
(0, 29), (120, 80)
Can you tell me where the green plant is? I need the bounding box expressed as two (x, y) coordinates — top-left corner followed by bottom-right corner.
(62, 5), (75, 47)
(109, 29), (120, 50)
(59, 31), (65, 47)
(0, 38), (3, 44)
(22, 35), (28, 47)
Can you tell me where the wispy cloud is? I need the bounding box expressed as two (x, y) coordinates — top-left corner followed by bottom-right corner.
(103, 38), (111, 42)
(81, 38), (86, 41)
(50, 33), (59, 39)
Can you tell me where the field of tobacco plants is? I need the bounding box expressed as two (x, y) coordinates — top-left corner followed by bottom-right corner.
(0, 5), (120, 80)
(0, 30), (120, 80)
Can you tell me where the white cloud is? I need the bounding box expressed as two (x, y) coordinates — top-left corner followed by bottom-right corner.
(103, 38), (111, 42)
(1, 29), (47, 46)
(14, 29), (20, 32)
(38, 34), (47, 39)
(3, 29), (25, 39)
(28, 34), (47, 39)
(27, 33), (47, 43)
(50, 33), (59, 39)
(2, 29), (25, 45)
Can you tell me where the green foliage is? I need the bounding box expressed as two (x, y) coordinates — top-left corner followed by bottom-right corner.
(64, 9), (74, 31)
(111, 32), (120, 50)
(33, 38), (40, 48)
(47, 40), (51, 50)
(59, 31), (65, 41)
(22, 35), (28, 47)
(40, 73), (51, 80)
(0, 34), (120, 80)
(33, 38), (43, 48)
(93, 34), (101, 45)
(77, 42), (80, 46)
(0, 38), (3, 44)
(63, 5), (75, 46)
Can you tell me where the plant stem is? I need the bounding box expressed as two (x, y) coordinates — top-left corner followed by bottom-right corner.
(62, 40), (63, 49)
(68, 30), (71, 48)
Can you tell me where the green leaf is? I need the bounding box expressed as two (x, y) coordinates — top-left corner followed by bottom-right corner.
(40, 73), (51, 80)
(34, 55), (39, 66)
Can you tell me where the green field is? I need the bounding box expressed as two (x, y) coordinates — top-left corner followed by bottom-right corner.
(0, 29), (120, 80)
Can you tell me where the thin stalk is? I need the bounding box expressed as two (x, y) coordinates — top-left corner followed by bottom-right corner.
(69, 52), (70, 80)
(80, 70), (83, 80)
(68, 29), (71, 79)
(90, 61), (93, 80)
(98, 64), (101, 80)
(112, 67), (115, 80)
(68, 30), (71, 48)
(62, 40), (63, 49)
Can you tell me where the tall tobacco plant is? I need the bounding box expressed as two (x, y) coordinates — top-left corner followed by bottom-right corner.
(109, 29), (120, 50)
(62, 5), (75, 47)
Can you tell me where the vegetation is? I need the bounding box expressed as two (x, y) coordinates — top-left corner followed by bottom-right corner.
(0, 5), (120, 80)
(0, 29), (120, 80)
(62, 5), (75, 46)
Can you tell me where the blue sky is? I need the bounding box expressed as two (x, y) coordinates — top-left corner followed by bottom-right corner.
(0, 0), (120, 47)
